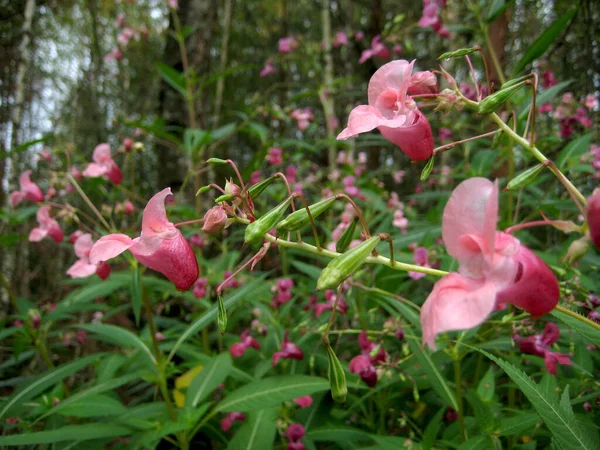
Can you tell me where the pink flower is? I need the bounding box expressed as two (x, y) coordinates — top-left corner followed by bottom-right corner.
(10, 170), (44, 206)
(123, 138), (134, 152)
(29, 206), (64, 243)
(438, 127), (452, 141)
(272, 331), (304, 366)
(314, 289), (347, 317)
(70, 166), (83, 180)
(260, 59), (276, 77)
(408, 71), (438, 95)
(285, 166), (297, 184)
(67, 233), (111, 280)
(193, 277), (208, 299)
(587, 189), (600, 249)
(167, 0), (178, 9)
(348, 331), (387, 387)
(104, 48), (123, 63)
(249, 171), (261, 186)
(293, 396), (313, 408)
(392, 44), (403, 55)
(408, 247), (430, 280)
(290, 108), (313, 131)
(354, 31), (364, 41)
(337, 60), (434, 161)
(421, 178), (560, 349)
(287, 423), (306, 442)
(69, 230), (84, 244)
(89, 188), (199, 290)
(584, 94), (598, 110)
(221, 412), (245, 431)
(515, 323), (572, 375)
(542, 70), (557, 89)
(117, 27), (136, 46)
(358, 35), (389, 64)
(229, 329), (261, 358)
(333, 31), (348, 47)
(39, 149), (53, 162)
(189, 233), (204, 248)
(278, 36), (298, 54)
(83, 144), (122, 185)
(267, 147), (283, 165)
(115, 13), (126, 28)
(538, 102), (553, 113)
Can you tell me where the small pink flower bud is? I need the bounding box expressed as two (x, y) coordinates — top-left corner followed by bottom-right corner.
(583, 402), (592, 412)
(586, 189), (600, 249)
(286, 423), (306, 441)
(155, 332), (165, 341)
(123, 138), (134, 152)
(202, 206), (227, 234)
(588, 311), (600, 324)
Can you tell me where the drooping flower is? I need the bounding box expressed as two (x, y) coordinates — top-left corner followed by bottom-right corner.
(349, 331), (388, 387)
(333, 31), (348, 47)
(267, 147), (283, 165)
(29, 206), (64, 243)
(421, 178), (560, 349)
(314, 289), (348, 318)
(272, 331), (304, 366)
(229, 329), (261, 358)
(260, 59), (276, 77)
(271, 278), (294, 307)
(89, 188), (199, 290)
(418, 0), (450, 38)
(67, 233), (111, 280)
(515, 322), (572, 375)
(290, 108), (313, 131)
(587, 188), (600, 249)
(286, 423), (306, 450)
(292, 396), (313, 408)
(408, 247), (431, 280)
(358, 35), (389, 64)
(337, 60), (434, 161)
(278, 36), (298, 53)
(221, 412), (245, 431)
(202, 206), (227, 234)
(83, 144), (122, 185)
(10, 170), (44, 206)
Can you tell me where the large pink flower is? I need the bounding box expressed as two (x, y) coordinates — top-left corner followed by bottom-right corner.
(337, 60), (434, 161)
(66, 233), (110, 280)
(83, 144), (122, 185)
(587, 188), (600, 249)
(89, 188), (198, 290)
(421, 178), (560, 349)
(29, 206), (64, 243)
(10, 170), (44, 206)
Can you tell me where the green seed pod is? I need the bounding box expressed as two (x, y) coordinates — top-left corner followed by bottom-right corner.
(206, 158), (228, 165)
(247, 176), (277, 200)
(276, 197), (335, 234)
(326, 345), (347, 403)
(500, 75), (531, 90)
(336, 217), (358, 253)
(196, 185), (211, 196)
(506, 164), (544, 190)
(478, 83), (526, 114)
(420, 155), (435, 181)
(244, 196), (294, 246)
(437, 46), (479, 60)
(215, 193), (235, 203)
(317, 235), (381, 290)
(217, 295), (227, 334)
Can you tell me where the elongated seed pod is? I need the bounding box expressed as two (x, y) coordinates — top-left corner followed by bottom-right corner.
(335, 217), (358, 253)
(327, 345), (347, 403)
(247, 176), (277, 199)
(276, 197), (336, 234)
(244, 196), (294, 246)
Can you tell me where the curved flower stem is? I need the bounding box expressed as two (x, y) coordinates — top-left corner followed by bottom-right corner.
(336, 194), (371, 238)
(67, 173), (112, 231)
(555, 305), (600, 331)
(297, 193), (322, 250)
(323, 285), (344, 346)
(453, 358), (467, 442)
(433, 130), (501, 155)
(349, 282), (421, 311)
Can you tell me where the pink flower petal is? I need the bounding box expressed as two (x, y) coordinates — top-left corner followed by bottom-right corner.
(29, 227), (48, 242)
(337, 105), (407, 140)
(378, 110), (434, 161)
(83, 163), (108, 178)
(89, 234), (135, 264)
(349, 354), (371, 373)
(73, 233), (94, 259)
(66, 259), (98, 278)
(367, 59), (414, 106)
(92, 144), (112, 164)
(141, 188), (174, 236)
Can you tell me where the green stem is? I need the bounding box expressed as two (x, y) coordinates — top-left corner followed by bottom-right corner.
(453, 358), (466, 442)
(67, 173), (112, 231)
(555, 305), (600, 331)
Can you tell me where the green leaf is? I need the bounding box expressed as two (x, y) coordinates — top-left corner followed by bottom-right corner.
(57, 395), (128, 417)
(243, 122), (269, 144)
(80, 324), (156, 366)
(0, 353), (103, 420)
(466, 390), (494, 431)
(156, 62), (187, 97)
(420, 155), (435, 181)
(370, 435), (411, 449)
(421, 407), (445, 449)
(476, 366), (495, 402)
(457, 436), (491, 450)
(307, 425), (371, 442)
(0, 137), (52, 158)
(555, 133), (594, 169)
(518, 80), (572, 120)
(184, 128), (211, 158)
(216, 375), (329, 412)
(514, 9), (577, 74)
(486, 0), (515, 23)
(498, 413), (540, 436)
(551, 309), (600, 348)
(131, 266), (142, 326)
(479, 349), (597, 449)
(38, 373), (139, 421)
(507, 164), (545, 190)
(168, 276), (268, 361)
(211, 123), (237, 141)
(0, 423), (133, 446)
(186, 353), (232, 407)
(227, 408), (278, 450)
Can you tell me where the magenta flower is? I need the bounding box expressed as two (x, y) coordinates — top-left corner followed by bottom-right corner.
(587, 189), (600, 249)
(83, 144), (122, 185)
(104, 47), (123, 63)
(89, 188), (199, 290)
(286, 423), (306, 444)
(69, 230), (84, 244)
(193, 277), (208, 299)
(408, 247), (431, 280)
(314, 289), (348, 318)
(333, 31), (348, 47)
(266, 147), (283, 165)
(358, 35), (389, 64)
(278, 36), (298, 54)
(421, 178), (560, 349)
(229, 329), (261, 358)
(272, 331), (304, 366)
(29, 206), (64, 243)
(515, 323), (572, 375)
(337, 60), (434, 161)
(292, 396), (313, 408)
(349, 331), (387, 387)
(10, 170), (44, 206)
(221, 412), (245, 431)
(67, 233), (111, 280)
(260, 59), (276, 77)
(418, 0), (450, 38)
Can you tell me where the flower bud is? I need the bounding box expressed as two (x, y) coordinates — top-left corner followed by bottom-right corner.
(506, 164), (544, 190)
(206, 158), (228, 165)
(478, 83), (526, 114)
(318, 235), (381, 290)
(202, 206), (227, 234)
(564, 237), (589, 264)
(224, 179), (241, 197)
(217, 295), (227, 334)
(277, 197), (335, 234)
(244, 196), (294, 246)
(326, 345), (347, 403)
(123, 138), (134, 152)
(586, 189), (600, 249)
(336, 217), (358, 253)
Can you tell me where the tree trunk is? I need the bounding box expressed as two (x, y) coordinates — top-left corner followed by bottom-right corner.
(321, 0), (337, 169)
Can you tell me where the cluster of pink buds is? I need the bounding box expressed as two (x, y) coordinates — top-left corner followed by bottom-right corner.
(221, 412), (245, 431)
(408, 246), (433, 280)
(271, 278), (294, 307)
(229, 329), (261, 358)
(554, 92), (594, 138)
(278, 36), (298, 54)
(332, 31), (348, 47)
(266, 147), (283, 165)
(10, 170), (44, 206)
(313, 289), (348, 318)
(285, 423), (306, 450)
(392, 203), (409, 233)
(290, 108), (313, 131)
(260, 59), (276, 77)
(418, 0), (450, 38)
(358, 35), (389, 64)
(193, 277), (208, 299)
(514, 323), (572, 375)
(349, 331), (388, 387)
(272, 331), (303, 366)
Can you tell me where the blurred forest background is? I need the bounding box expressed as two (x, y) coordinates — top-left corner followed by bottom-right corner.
(1, 0), (599, 304)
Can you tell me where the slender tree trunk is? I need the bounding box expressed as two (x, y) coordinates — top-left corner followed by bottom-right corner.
(321, 0), (336, 169)
(213, 0), (233, 126)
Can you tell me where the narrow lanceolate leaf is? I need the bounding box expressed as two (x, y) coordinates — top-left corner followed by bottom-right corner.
(420, 155), (435, 181)
(79, 323), (156, 366)
(555, 132), (594, 169)
(514, 9), (577, 74)
(227, 408), (278, 450)
(551, 309), (600, 347)
(0, 353), (103, 421)
(186, 353), (232, 408)
(0, 423), (133, 446)
(480, 349), (598, 450)
(216, 375), (329, 412)
(131, 266), (143, 326)
(506, 164), (544, 190)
